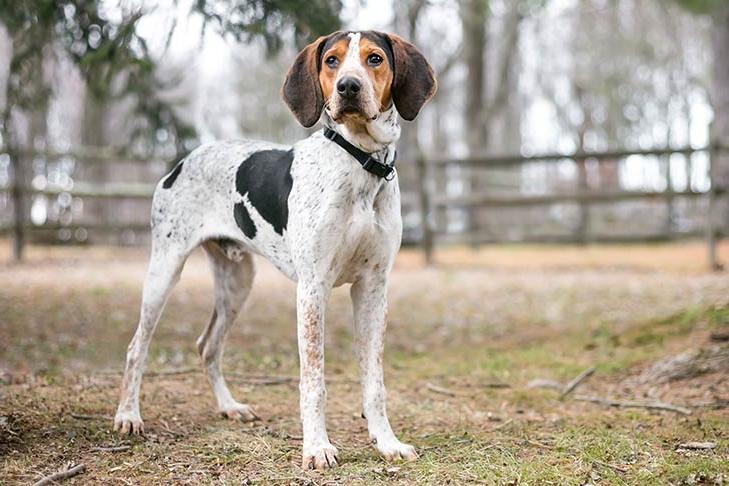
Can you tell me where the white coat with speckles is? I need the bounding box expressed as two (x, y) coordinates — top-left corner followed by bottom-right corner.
(114, 106), (416, 468)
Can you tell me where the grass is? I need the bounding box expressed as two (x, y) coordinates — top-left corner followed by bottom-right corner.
(1, 242), (729, 484)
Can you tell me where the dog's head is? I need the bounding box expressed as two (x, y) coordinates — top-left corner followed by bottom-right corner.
(282, 31), (437, 128)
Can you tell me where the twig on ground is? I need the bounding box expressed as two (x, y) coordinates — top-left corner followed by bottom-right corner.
(229, 375), (298, 385)
(689, 399), (729, 409)
(145, 368), (198, 377)
(480, 382), (511, 389)
(96, 368), (198, 377)
(526, 379), (562, 390)
(676, 441), (716, 450)
(90, 445), (132, 453)
(425, 382), (457, 397)
(490, 418), (514, 431)
(71, 413), (110, 421)
(98, 369), (351, 386)
(574, 395), (691, 415)
(592, 458), (629, 473)
(560, 366), (596, 399)
(525, 439), (552, 450)
(33, 463), (86, 486)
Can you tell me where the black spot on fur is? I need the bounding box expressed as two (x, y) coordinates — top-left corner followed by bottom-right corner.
(162, 160), (184, 189)
(234, 202), (257, 238)
(234, 149), (294, 237)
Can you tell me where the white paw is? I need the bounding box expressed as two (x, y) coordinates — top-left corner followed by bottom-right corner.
(302, 443), (339, 470)
(220, 402), (259, 422)
(113, 410), (144, 435)
(374, 438), (418, 462)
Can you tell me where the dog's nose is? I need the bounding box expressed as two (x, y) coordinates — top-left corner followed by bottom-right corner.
(336, 77), (361, 99)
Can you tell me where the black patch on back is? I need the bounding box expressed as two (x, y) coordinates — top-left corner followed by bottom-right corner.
(234, 149), (294, 238)
(162, 160), (184, 189)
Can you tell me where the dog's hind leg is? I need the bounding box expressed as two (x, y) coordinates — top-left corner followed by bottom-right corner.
(114, 239), (189, 435)
(197, 241), (258, 421)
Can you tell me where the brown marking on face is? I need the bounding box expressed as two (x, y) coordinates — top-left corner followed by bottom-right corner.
(283, 31), (436, 127)
(319, 38), (350, 107)
(319, 33), (394, 124)
(359, 37), (393, 110)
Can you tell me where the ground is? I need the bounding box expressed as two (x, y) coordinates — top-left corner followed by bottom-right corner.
(1, 240), (729, 485)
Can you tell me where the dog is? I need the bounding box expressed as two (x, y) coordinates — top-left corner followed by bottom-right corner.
(113, 30), (436, 470)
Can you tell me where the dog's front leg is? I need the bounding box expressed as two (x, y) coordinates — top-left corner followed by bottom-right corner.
(297, 280), (338, 469)
(351, 274), (418, 462)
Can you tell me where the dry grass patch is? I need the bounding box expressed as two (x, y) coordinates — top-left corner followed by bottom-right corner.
(2, 242), (729, 484)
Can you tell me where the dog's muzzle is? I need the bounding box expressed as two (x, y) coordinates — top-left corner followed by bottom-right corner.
(336, 76), (361, 100)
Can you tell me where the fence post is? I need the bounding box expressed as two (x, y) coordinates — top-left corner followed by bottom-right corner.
(707, 143), (720, 270)
(665, 154), (674, 238)
(575, 156), (589, 243)
(9, 148), (26, 261)
(416, 155), (433, 265)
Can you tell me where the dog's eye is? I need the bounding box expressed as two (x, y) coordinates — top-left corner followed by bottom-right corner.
(367, 54), (383, 66)
(325, 56), (339, 68)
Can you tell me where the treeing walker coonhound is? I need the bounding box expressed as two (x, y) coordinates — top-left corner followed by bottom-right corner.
(114, 30), (436, 470)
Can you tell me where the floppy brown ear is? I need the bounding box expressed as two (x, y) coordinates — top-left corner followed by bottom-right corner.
(282, 35), (329, 127)
(386, 34), (437, 121)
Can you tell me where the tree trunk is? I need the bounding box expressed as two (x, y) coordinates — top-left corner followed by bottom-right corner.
(81, 93), (110, 240)
(4, 44), (48, 260)
(461, 0), (488, 154)
(460, 0), (488, 241)
(712, 3), (729, 187)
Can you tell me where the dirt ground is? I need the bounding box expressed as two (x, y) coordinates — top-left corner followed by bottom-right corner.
(1, 240), (729, 485)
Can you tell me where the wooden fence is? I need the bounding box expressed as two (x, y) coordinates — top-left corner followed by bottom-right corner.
(417, 144), (727, 269)
(0, 144), (727, 269)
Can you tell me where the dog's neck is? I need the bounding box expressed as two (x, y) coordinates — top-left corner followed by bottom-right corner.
(322, 105), (401, 164)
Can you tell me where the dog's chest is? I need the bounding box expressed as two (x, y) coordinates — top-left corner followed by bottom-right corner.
(287, 144), (400, 283)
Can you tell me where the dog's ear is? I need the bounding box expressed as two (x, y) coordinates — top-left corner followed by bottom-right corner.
(282, 35), (329, 128)
(385, 34), (437, 121)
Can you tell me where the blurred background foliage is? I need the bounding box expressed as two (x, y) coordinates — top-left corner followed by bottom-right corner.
(0, 0), (728, 253)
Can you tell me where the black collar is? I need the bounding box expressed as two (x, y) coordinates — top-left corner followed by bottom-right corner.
(323, 127), (396, 181)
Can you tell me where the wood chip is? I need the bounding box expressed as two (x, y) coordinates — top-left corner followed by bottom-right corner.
(677, 441), (717, 450)
(425, 382), (457, 397)
(527, 379), (562, 390)
(709, 329), (729, 342)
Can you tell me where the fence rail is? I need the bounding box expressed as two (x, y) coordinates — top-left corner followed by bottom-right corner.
(433, 188), (710, 208)
(1, 143), (727, 269)
(416, 143), (728, 268)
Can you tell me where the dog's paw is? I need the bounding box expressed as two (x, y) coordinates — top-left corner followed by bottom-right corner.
(220, 403), (259, 422)
(113, 410), (144, 435)
(302, 444), (339, 470)
(374, 438), (418, 462)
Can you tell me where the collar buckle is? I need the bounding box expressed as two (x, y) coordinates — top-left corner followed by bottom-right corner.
(384, 166), (396, 181)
